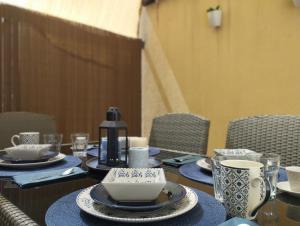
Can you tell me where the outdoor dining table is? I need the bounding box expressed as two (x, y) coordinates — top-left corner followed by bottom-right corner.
(0, 148), (299, 226)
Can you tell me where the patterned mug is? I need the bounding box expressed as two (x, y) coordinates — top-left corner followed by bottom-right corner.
(220, 159), (270, 220)
(11, 132), (40, 146)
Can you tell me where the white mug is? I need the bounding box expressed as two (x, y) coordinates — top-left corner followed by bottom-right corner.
(220, 159), (270, 220)
(286, 166), (300, 192)
(11, 132), (40, 146)
(128, 147), (149, 168)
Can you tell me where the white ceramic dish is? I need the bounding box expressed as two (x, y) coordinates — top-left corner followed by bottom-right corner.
(277, 181), (300, 198)
(286, 166), (300, 192)
(3, 144), (52, 160)
(76, 185), (198, 223)
(0, 153), (65, 169)
(214, 148), (257, 156)
(196, 158), (212, 172)
(102, 168), (166, 201)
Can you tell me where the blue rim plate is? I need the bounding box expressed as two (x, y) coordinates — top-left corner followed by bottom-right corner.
(90, 181), (186, 211)
(0, 150), (58, 163)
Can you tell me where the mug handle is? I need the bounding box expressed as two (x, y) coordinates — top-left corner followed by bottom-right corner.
(250, 176), (271, 218)
(11, 135), (20, 146)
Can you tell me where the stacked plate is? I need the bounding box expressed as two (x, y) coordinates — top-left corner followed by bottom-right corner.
(196, 158), (212, 172)
(0, 145), (65, 168)
(76, 168), (199, 223)
(76, 183), (198, 223)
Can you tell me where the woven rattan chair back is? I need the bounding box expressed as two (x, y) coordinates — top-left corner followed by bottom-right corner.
(0, 194), (39, 226)
(0, 111), (57, 149)
(226, 115), (300, 166)
(149, 113), (210, 155)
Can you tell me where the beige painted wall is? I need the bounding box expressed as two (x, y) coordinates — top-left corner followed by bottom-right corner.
(141, 0), (300, 155)
(0, 0), (141, 38)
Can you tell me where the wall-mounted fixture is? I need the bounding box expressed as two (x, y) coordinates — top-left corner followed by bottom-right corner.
(293, 0), (300, 7)
(207, 5), (222, 28)
(142, 0), (157, 6)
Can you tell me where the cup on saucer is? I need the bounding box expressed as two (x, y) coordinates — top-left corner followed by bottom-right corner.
(286, 166), (300, 192)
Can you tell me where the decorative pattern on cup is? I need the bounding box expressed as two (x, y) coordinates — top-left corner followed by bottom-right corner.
(11, 132), (40, 146)
(220, 160), (266, 219)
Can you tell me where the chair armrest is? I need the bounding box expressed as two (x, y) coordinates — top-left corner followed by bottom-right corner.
(0, 194), (39, 226)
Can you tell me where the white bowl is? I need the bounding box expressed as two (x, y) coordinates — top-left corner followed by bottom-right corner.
(214, 148), (257, 156)
(102, 168), (166, 201)
(3, 144), (52, 160)
(286, 166), (300, 192)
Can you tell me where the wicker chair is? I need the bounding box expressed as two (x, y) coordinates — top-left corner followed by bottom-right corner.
(149, 113), (210, 155)
(226, 115), (300, 166)
(0, 194), (39, 226)
(0, 111), (57, 149)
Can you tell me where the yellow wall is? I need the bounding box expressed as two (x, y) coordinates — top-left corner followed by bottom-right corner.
(1, 0), (141, 38)
(141, 0), (300, 155)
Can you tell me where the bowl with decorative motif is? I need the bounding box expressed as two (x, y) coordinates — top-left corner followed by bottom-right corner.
(101, 168), (166, 201)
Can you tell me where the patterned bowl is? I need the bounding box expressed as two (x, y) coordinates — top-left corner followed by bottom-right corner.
(102, 168), (166, 201)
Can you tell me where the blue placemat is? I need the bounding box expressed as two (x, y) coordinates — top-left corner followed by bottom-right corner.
(87, 147), (160, 158)
(179, 164), (288, 186)
(218, 217), (259, 226)
(45, 187), (226, 226)
(179, 162), (214, 185)
(0, 155), (82, 178)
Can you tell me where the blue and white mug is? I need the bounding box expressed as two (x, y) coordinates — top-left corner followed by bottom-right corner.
(220, 159), (270, 220)
(11, 132), (40, 146)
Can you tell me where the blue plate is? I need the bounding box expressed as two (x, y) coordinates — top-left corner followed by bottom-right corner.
(90, 181), (186, 211)
(87, 147), (160, 158)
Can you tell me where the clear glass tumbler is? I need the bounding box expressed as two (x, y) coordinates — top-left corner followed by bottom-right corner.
(71, 133), (89, 158)
(261, 153), (280, 200)
(43, 133), (63, 154)
(248, 152), (280, 200)
(211, 155), (224, 203)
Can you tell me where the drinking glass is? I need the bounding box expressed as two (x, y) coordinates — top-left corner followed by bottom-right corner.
(71, 133), (89, 158)
(211, 155), (228, 202)
(43, 133), (63, 153)
(248, 153), (280, 200)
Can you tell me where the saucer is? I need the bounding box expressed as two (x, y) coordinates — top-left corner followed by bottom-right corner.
(277, 181), (300, 198)
(196, 158), (212, 172)
(90, 181), (186, 211)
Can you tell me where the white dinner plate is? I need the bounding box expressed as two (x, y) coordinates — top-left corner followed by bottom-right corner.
(196, 158), (212, 172)
(0, 153), (66, 169)
(277, 181), (300, 198)
(76, 185), (198, 223)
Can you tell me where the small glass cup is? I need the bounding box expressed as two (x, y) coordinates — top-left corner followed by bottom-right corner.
(248, 153), (280, 200)
(211, 155), (224, 203)
(43, 133), (63, 154)
(71, 133), (89, 158)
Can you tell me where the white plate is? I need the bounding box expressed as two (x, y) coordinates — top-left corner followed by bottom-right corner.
(277, 181), (300, 198)
(76, 185), (198, 223)
(0, 153), (66, 169)
(196, 158), (212, 172)
(214, 149), (257, 156)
